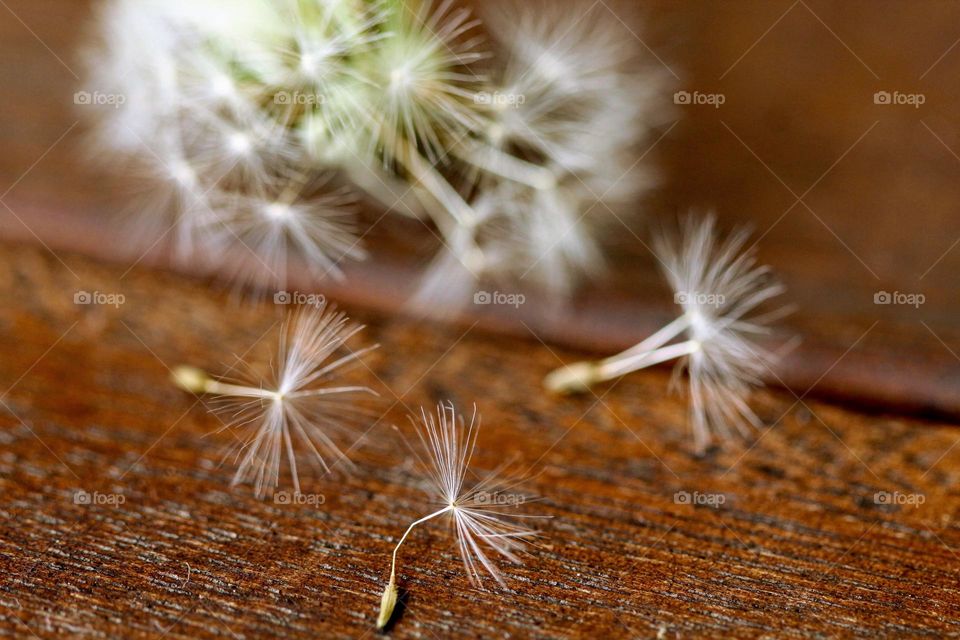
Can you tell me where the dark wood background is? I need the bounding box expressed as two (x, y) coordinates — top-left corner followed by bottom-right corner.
(2, 1), (960, 638)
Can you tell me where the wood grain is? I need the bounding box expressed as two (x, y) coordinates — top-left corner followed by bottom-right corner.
(1, 243), (960, 639)
(3, 2), (960, 637)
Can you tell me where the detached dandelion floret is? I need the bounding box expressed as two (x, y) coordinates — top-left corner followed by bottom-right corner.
(545, 214), (787, 453)
(172, 304), (378, 497)
(376, 402), (543, 630)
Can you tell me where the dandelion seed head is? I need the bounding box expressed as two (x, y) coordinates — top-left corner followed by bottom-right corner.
(85, 0), (669, 306)
(84, 0), (364, 283)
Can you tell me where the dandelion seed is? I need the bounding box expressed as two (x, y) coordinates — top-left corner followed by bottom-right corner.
(481, 1), (666, 173)
(188, 111), (296, 192)
(172, 304), (379, 497)
(503, 183), (606, 298)
(376, 402), (544, 629)
(544, 214), (788, 453)
(362, 0), (487, 164)
(272, 0), (390, 139)
(114, 130), (231, 268)
(206, 174), (366, 289)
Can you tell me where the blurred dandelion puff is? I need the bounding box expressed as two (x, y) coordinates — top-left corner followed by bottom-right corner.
(84, 0), (669, 305)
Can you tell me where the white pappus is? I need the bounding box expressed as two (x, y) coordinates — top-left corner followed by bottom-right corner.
(172, 304), (379, 496)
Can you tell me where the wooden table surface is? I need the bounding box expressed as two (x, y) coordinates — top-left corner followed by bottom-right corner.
(3, 0), (960, 638)
(2, 244), (960, 639)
